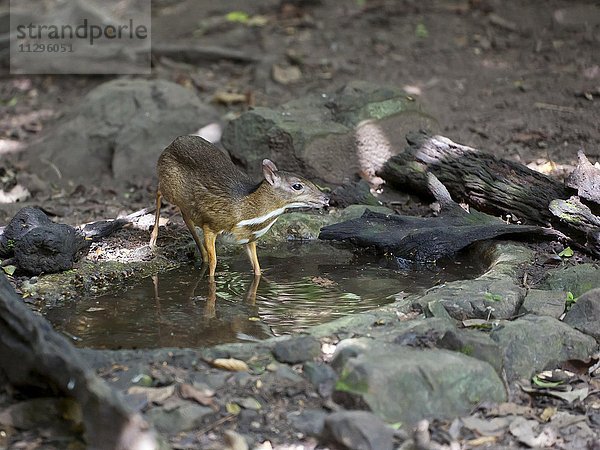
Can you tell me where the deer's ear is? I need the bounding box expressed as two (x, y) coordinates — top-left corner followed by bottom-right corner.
(262, 159), (280, 185)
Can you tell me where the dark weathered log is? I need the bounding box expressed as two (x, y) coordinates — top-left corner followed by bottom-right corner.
(379, 132), (600, 255)
(0, 273), (157, 449)
(319, 174), (557, 262)
(380, 132), (571, 226)
(566, 150), (600, 205)
(550, 196), (600, 255)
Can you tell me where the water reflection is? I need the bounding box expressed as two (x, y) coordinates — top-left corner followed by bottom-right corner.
(44, 243), (484, 349)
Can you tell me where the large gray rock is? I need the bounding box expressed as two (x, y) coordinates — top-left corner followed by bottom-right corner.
(27, 79), (218, 185)
(437, 328), (504, 374)
(490, 315), (597, 381)
(519, 289), (566, 318)
(564, 288), (600, 341)
(331, 339), (506, 425)
(221, 81), (435, 185)
(415, 274), (524, 320)
(412, 244), (533, 320)
(541, 263), (600, 297)
(322, 411), (395, 450)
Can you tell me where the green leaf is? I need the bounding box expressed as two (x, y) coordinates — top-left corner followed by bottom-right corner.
(226, 402), (241, 415)
(225, 11), (249, 23)
(484, 292), (502, 302)
(415, 23), (429, 38)
(558, 247), (574, 257)
(532, 374), (563, 388)
(2, 265), (16, 276)
(566, 291), (577, 309)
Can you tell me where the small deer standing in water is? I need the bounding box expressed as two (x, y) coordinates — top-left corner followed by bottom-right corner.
(150, 135), (329, 277)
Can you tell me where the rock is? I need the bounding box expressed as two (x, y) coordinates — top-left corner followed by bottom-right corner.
(553, 5), (600, 29)
(437, 329), (504, 374)
(0, 207), (88, 274)
(146, 402), (212, 434)
(331, 339), (506, 424)
(322, 411), (395, 450)
(564, 288), (600, 341)
(27, 79), (218, 185)
(490, 315), (597, 381)
(303, 362), (338, 397)
(414, 274), (524, 320)
(288, 409), (328, 437)
(272, 335), (321, 364)
(221, 81), (435, 185)
(519, 289), (566, 318)
(267, 211), (331, 242)
(330, 180), (380, 208)
(274, 366), (304, 383)
(541, 263), (600, 297)
(0, 398), (71, 429)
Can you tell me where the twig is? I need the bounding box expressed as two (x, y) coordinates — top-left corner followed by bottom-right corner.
(197, 414), (235, 435)
(534, 102), (577, 114)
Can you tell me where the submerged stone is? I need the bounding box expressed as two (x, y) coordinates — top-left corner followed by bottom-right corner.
(331, 339), (506, 425)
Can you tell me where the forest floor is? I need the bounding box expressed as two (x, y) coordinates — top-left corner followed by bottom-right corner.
(0, 0), (599, 449)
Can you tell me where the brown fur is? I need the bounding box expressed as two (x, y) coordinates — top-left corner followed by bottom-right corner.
(151, 135), (329, 276)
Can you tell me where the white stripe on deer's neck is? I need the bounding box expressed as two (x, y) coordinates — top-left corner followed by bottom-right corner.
(252, 220), (277, 239)
(235, 202), (308, 228)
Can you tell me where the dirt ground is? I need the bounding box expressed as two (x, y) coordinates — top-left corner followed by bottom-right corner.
(1, 0), (599, 216)
(1, 0), (600, 449)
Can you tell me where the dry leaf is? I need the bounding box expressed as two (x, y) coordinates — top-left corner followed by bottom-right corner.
(540, 407), (557, 422)
(509, 417), (557, 447)
(224, 430), (249, 450)
(311, 276), (336, 287)
(465, 436), (497, 446)
(211, 358), (249, 372)
(272, 64), (301, 85)
(226, 402), (241, 415)
(461, 416), (510, 436)
(488, 402), (536, 417)
(127, 384), (175, 404)
(213, 91), (248, 105)
(178, 383), (214, 406)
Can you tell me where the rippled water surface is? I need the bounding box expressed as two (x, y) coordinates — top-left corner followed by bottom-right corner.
(45, 242), (484, 349)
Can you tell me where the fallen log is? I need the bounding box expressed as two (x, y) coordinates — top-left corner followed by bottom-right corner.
(379, 131), (600, 255)
(319, 174), (558, 262)
(0, 273), (157, 449)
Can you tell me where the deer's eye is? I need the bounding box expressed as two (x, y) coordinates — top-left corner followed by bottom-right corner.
(292, 183), (303, 191)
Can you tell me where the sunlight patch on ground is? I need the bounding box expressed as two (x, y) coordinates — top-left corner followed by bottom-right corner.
(0, 139), (24, 155)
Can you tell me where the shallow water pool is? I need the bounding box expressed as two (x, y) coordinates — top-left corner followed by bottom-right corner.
(44, 242), (483, 349)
